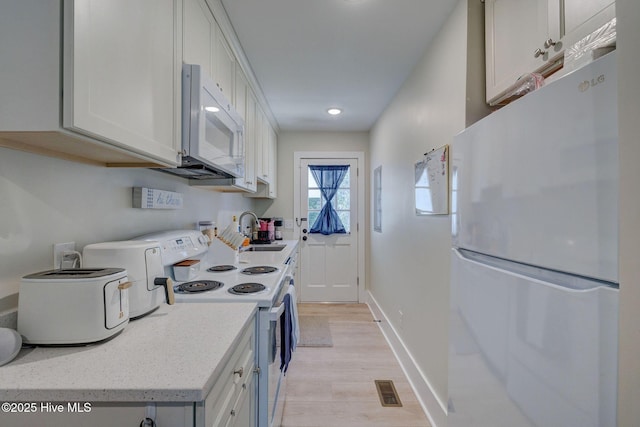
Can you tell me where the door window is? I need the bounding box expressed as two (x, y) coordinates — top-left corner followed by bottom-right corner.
(307, 166), (351, 233)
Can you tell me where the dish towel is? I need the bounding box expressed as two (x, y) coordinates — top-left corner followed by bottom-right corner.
(289, 280), (300, 351)
(280, 293), (293, 373)
(279, 282), (300, 373)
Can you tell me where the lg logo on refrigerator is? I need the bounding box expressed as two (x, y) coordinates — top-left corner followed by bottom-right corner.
(579, 74), (606, 92)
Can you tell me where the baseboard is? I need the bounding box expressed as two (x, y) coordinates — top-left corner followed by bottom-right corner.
(366, 291), (447, 427)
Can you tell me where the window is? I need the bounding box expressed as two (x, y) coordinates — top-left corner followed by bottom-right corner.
(308, 165), (351, 234)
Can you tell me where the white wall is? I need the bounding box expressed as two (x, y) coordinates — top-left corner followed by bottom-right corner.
(256, 131), (370, 239)
(0, 147), (255, 303)
(616, 1), (640, 425)
(368, 0), (485, 420)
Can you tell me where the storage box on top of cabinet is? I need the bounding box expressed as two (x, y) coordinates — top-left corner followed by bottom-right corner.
(0, 0), (182, 167)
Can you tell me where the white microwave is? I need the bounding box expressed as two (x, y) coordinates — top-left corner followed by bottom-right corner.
(167, 64), (245, 179)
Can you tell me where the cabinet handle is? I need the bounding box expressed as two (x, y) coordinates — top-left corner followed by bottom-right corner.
(234, 367), (244, 377)
(544, 38), (557, 49)
(533, 48), (546, 58)
(230, 409), (236, 416)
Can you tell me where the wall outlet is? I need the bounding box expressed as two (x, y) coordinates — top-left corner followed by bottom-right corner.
(53, 242), (76, 269)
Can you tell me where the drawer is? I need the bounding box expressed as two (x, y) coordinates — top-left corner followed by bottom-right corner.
(204, 321), (255, 427)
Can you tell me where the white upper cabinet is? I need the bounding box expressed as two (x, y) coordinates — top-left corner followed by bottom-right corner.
(485, 0), (615, 105)
(0, 0), (182, 166)
(485, 0), (559, 105)
(213, 24), (236, 101)
(236, 70), (257, 192)
(562, 0), (616, 47)
(183, 0), (235, 102)
(66, 0), (182, 165)
(183, 0), (215, 78)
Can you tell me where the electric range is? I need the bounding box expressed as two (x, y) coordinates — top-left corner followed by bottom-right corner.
(137, 230), (298, 427)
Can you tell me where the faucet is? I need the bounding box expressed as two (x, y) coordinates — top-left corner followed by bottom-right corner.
(239, 211), (260, 237)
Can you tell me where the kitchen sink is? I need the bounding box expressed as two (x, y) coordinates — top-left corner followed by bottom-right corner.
(243, 245), (286, 252)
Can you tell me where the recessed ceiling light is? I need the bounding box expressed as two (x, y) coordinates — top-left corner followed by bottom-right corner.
(327, 108), (342, 116)
(205, 106), (220, 113)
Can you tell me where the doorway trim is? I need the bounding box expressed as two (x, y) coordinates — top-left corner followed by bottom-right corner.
(294, 151), (366, 303)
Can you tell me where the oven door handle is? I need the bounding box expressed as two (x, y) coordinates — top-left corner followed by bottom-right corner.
(269, 276), (295, 321)
(270, 303), (285, 321)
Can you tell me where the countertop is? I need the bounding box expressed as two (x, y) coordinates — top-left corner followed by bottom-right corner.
(0, 302), (257, 402)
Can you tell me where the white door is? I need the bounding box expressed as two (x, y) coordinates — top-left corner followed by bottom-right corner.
(299, 158), (359, 302)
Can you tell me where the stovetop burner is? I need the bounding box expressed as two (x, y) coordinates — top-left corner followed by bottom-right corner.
(241, 266), (278, 275)
(228, 283), (266, 295)
(175, 280), (224, 293)
(207, 265), (237, 273)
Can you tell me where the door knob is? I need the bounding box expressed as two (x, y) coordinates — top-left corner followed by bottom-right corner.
(302, 236), (307, 241)
(302, 228), (308, 234)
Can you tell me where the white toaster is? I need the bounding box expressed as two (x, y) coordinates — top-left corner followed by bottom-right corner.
(18, 268), (130, 345)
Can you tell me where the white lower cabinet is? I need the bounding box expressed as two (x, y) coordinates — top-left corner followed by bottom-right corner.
(0, 320), (256, 427)
(198, 318), (256, 427)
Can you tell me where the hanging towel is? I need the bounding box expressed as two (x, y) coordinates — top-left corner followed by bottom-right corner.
(280, 293), (293, 373)
(289, 279), (300, 351)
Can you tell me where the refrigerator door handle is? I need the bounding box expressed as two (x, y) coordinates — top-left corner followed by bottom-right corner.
(453, 248), (618, 292)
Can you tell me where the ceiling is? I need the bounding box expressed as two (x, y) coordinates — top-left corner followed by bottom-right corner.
(220, 0), (458, 132)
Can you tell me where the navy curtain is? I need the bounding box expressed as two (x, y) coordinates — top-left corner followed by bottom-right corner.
(309, 165), (349, 235)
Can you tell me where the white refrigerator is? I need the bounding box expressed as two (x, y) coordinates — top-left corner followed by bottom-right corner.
(449, 52), (619, 427)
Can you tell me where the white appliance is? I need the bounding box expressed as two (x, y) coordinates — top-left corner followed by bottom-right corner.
(140, 230), (298, 427)
(449, 52), (619, 427)
(163, 64), (245, 180)
(17, 268), (130, 345)
(82, 237), (202, 318)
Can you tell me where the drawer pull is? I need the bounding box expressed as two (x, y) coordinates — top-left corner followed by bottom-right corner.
(234, 367), (244, 378)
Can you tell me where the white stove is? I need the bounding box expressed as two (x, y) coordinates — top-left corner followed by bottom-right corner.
(172, 264), (284, 307)
(137, 230), (298, 427)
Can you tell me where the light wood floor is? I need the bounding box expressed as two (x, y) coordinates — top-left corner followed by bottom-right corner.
(282, 303), (431, 427)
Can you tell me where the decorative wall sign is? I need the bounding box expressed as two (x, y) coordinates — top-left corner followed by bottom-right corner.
(132, 187), (183, 209)
(415, 145), (449, 215)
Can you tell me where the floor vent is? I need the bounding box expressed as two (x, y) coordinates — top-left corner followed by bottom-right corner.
(375, 380), (403, 407)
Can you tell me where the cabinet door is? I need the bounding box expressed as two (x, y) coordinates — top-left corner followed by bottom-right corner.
(214, 24), (236, 101)
(64, 0), (181, 166)
(267, 127), (277, 198)
(485, 0), (559, 103)
(237, 73), (257, 192)
(0, 402), (193, 427)
(254, 107), (266, 181)
(561, 0), (615, 48)
(183, 0), (215, 77)
(259, 110), (273, 185)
